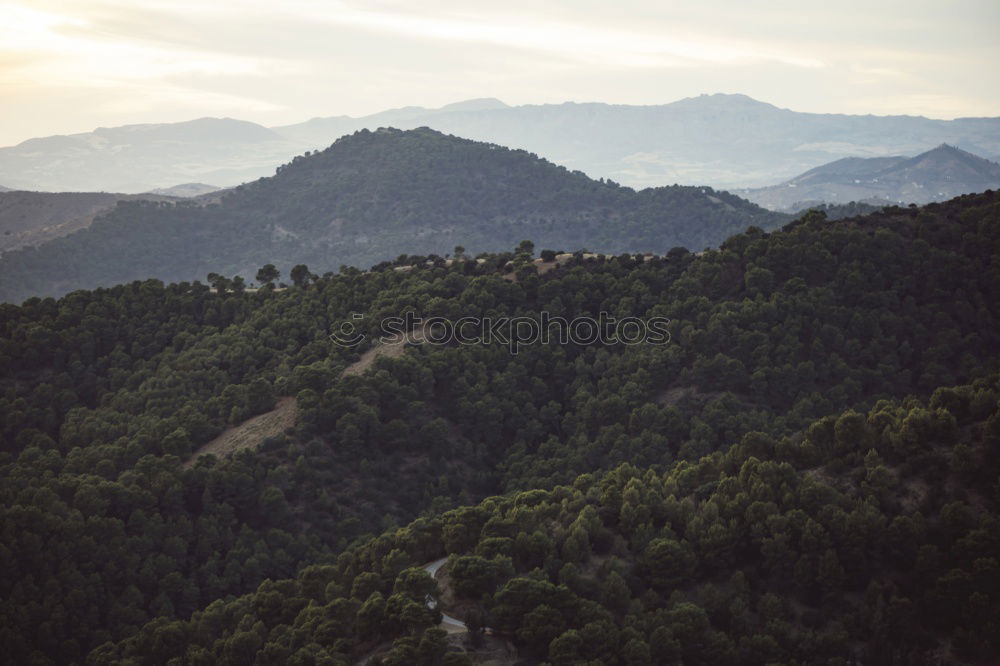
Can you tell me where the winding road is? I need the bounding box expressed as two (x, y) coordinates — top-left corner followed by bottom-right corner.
(423, 557), (468, 631)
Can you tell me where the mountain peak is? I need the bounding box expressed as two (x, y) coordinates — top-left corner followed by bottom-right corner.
(677, 92), (773, 106)
(666, 93), (782, 115)
(746, 143), (1000, 210)
(93, 116), (276, 136)
(439, 98), (508, 112)
(80, 117), (282, 150)
(918, 143), (1000, 165)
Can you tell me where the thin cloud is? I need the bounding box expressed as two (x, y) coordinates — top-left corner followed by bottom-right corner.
(313, 6), (826, 69)
(0, 0), (997, 145)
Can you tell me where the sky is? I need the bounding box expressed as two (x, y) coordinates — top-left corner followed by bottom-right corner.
(1, 0), (999, 146)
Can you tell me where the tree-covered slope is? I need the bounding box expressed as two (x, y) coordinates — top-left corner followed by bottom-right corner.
(0, 192), (997, 663)
(96, 375), (1000, 665)
(0, 127), (786, 303)
(0, 190), (185, 253)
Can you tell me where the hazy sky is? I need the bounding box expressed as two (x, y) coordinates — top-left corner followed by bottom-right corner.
(2, 0), (998, 145)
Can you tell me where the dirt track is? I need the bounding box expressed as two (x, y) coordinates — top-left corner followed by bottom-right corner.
(184, 326), (425, 466)
(183, 396), (296, 467)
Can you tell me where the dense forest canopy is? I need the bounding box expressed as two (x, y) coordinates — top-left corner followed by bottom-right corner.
(0, 127), (787, 303)
(96, 375), (1000, 665)
(0, 190), (998, 664)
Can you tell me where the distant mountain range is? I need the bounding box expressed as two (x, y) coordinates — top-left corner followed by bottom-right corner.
(0, 127), (787, 303)
(743, 144), (1000, 211)
(2, 94), (998, 192)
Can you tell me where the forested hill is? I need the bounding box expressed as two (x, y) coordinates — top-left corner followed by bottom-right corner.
(0, 127), (786, 303)
(0, 191), (998, 664)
